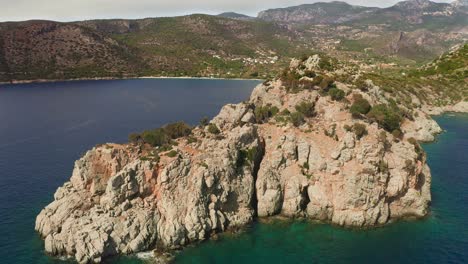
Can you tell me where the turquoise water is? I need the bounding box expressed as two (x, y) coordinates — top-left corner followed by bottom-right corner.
(0, 79), (466, 263)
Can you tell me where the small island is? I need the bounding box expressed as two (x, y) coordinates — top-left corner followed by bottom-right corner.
(36, 49), (468, 263)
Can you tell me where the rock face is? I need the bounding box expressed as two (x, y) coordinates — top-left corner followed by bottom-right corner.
(36, 67), (436, 262)
(251, 82), (431, 227)
(36, 114), (263, 263)
(401, 111), (442, 142)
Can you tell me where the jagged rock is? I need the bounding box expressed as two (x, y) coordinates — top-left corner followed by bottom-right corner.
(402, 110), (442, 142)
(304, 54), (321, 71)
(450, 101), (468, 113)
(212, 103), (250, 130)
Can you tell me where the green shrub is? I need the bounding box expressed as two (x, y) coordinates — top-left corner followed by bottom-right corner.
(295, 101), (315, 117)
(318, 55), (335, 71)
(199, 117), (209, 127)
(290, 112), (305, 127)
(250, 72), (259, 78)
(280, 69), (302, 93)
(392, 129), (403, 140)
(378, 160), (389, 174)
(378, 131), (391, 150)
(236, 147), (259, 169)
(328, 88), (345, 101)
(367, 104), (403, 132)
(141, 128), (170, 147)
(310, 75), (323, 86)
(408, 137), (425, 160)
(255, 105), (279, 123)
(319, 75), (335, 91)
(304, 70), (316, 78)
(164, 122), (192, 139)
(350, 95), (371, 117)
(404, 159), (415, 174)
(130, 122), (192, 147)
(187, 137), (198, 144)
(408, 137), (417, 145)
(166, 150), (178, 158)
(208, 123), (221, 134)
(128, 133), (141, 143)
(353, 123), (368, 139)
(355, 78), (370, 91)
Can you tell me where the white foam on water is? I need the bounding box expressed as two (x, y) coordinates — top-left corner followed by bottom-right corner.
(135, 251), (154, 259)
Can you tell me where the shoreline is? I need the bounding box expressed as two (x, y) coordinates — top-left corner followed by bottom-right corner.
(0, 76), (264, 85)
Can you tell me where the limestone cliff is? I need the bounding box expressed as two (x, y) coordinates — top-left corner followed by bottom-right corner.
(36, 57), (440, 263)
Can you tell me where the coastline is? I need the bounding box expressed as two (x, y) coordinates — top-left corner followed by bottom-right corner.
(423, 102), (468, 116)
(0, 76), (264, 85)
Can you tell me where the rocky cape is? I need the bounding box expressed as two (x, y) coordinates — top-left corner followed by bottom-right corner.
(36, 57), (463, 263)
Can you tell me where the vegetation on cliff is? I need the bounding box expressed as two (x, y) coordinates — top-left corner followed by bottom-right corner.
(129, 121), (192, 147)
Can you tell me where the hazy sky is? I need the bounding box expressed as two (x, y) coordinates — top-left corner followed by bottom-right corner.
(0, 0), (454, 22)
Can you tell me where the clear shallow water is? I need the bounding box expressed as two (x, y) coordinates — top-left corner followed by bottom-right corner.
(0, 80), (466, 264)
(0, 79), (260, 264)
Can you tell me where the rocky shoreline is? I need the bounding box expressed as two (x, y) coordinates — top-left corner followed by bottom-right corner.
(35, 56), (466, 263)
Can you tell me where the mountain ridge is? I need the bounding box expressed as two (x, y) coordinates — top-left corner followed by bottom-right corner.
(258, 0), (467, 25)
(0, 0), (466, 83)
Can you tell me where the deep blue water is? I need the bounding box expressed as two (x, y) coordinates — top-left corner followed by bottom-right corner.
(0, 79), (260, 264)
(0, 80), (466, 264)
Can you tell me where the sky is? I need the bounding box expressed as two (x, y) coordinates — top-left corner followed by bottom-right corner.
(0, 0), (454, 22)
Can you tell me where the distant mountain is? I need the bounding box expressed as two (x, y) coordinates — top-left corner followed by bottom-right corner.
(258, 1), (378, 24)
(393, 0), (443, 10)
(452, 0), (468, 7)
(258, 0), (467, 29)
(354, 0), (465, 27)
(0, 15), (305, 82)
(217, 12), (254, 20)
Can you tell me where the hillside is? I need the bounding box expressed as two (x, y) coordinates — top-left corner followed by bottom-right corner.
(0, 15), (309, 82)
(0, 21), (144, 81)
(84, 15), (306, 78)
(348, 44), (467, 108)
(0, 0), (466, 82)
